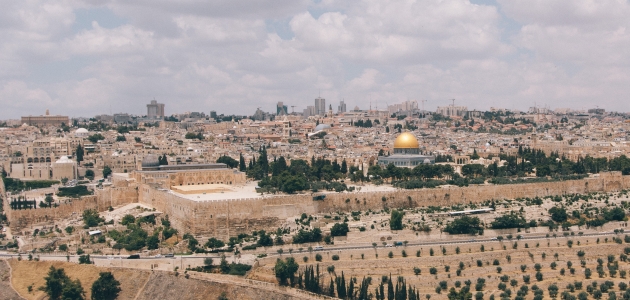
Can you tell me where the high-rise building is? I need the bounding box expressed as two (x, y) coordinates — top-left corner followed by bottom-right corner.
(276, 102), (288, 115)
(315, 97), (325, 116)
(303, 106), (316, 118)
(113, 113), (132, 124)
(436, 105), (467, 117)
(147, 100), (165, 119)
(388, 100), (418, 115)
(338, 100), (347, 113)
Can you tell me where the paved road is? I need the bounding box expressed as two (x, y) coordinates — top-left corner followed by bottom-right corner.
(0, 231), (621, 261)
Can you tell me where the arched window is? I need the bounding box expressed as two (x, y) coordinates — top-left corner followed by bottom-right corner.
(33, 158), (39, 163)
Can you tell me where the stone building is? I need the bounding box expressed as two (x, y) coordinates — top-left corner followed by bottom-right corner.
(131, 154), (246, 191)
(377, 132), (435, 167)
(21, 110), (69, 127)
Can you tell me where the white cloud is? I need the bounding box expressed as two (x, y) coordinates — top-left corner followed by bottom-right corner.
(1, 0), (630, 119)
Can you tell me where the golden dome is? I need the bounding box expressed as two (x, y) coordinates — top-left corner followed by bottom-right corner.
(393, 132), (419, 149)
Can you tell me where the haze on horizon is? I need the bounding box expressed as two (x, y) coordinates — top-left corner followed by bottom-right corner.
(1, 0), (629, 119)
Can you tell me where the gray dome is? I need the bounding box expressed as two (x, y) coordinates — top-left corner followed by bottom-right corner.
(314, 124), (331, 131)
(142, 154), (160, 168)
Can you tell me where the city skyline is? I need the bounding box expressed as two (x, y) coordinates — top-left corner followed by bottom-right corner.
(1, 1), (630, 119)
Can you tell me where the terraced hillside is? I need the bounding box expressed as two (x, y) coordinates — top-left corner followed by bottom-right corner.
(251, 234), (630, 299)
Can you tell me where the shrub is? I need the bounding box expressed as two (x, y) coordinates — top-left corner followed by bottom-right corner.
(315, 254), (322, 262)
(331, 255), (339, 261)
(430, 267), (438, 275)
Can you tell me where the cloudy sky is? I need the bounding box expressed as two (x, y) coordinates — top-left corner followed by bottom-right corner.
(1, 0), (630, 119)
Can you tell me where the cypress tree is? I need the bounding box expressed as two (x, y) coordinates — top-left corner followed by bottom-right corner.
(329, 278), (335, 297)
(239, 153), (246, 171)
(387, 276), (394, 300)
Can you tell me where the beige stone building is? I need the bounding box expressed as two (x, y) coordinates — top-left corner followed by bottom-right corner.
(21, 110), (69, 127)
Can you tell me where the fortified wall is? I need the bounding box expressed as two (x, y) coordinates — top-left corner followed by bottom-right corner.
(6, 172), (630, 238)
(136, 172), (629, 238)
(8, 196), (100, 233)
(0, 177), (8, 225)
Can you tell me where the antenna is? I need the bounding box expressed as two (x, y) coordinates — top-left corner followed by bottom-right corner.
(451, 99), (455, 106)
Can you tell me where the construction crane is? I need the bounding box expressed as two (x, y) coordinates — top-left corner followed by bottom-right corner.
(451, 99), (456, 106)
(291, 106), (296, 114)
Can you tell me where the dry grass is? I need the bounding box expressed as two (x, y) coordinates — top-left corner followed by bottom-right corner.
(252, 235), (630, 299)
(9, 260), (150, 300)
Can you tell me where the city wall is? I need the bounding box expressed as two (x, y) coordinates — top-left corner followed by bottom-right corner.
(8, 196), (100, 233)
(137, 172), (629, 238)
(6, 172), (630, 238)
(0, 177), (8, 225)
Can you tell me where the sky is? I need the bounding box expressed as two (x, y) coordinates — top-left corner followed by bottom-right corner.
(1, 0), (630, 119)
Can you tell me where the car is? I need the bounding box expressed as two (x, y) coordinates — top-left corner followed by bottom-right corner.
(127, 254), (140, 259)
(154, 254), (162, 258)
(385, 244), (393, 247)
(314, 246), (324, 251)
(469, 239), (476, 242)
(490, 237), (497, 240)
(164, 253), (174, 258)
(517, 235), (524, 240)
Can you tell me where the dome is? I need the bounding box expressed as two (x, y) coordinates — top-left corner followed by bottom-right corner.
(141, 154), (160, 168)
(76, 128), (88, 133)
(393, 132), (419, 149)
(314, 124), (331, 131)
(55, 156), (73, 164)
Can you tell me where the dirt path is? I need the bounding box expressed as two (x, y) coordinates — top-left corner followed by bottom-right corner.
(0, 259), (24, 300)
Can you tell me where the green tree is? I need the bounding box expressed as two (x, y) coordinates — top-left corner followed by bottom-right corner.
(205, 237), (225, 249)
(82, 209), (104, 228)
(217, 155), (239, 169)
(40, 266), (85, 300)
(78, 254), (92, 264)
(549, 207), (568, 222)
(390, 210), (404, 230)
(146, 235), (159, 250)
(76, 144), (84, 165)
(87, 134), (105, 143)
(90, 272), (121, 300)
(444, 216), (483, 235)
(239, 153), (246, 172)
(274, 257), (299, 286)
(102, 166), (112, 179)
(331, 223), (349, 237)
(62, 279), (85, 300)
(84, 169), (95, 180)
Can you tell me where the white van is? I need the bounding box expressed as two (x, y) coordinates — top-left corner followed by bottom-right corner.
(314, 246), (324, 251)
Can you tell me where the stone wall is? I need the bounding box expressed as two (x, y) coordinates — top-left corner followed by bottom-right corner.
(8, 196), (100, 233)
(134, 172), (628, 238)
(7, 171), (629, 239)
(0, 177), (8, 226)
